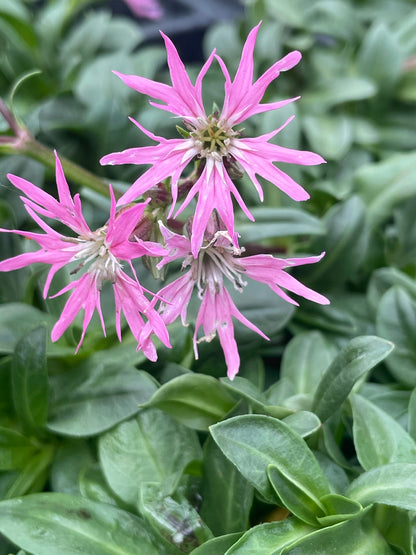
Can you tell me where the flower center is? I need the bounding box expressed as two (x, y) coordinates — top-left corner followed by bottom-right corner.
(190, 115), (237, 162)
(187, 232), (246, 297)
(69, 226), (121, 289)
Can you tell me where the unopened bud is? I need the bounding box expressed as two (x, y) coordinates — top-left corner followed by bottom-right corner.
(142, 182), (170, 206)
(224, 155), (244, 180)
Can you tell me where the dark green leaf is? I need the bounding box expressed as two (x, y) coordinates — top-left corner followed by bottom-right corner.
(376, 286), (416, 386)
(1, 447), (54, 499)
(190, 533), (242, 555)
(79, 464), (122, 507)
(99, 408), (201, 506)
(200, 437), (253, 536)
(49, 440), (94, 495)
(12, 327), (48, 435)
(224, 519), (314, 555)
(281, 511), (393, 554)
(317, 494), (363, 526)
(355, 151), (416, 226)
(373, 505), (414, 555)
(47, 364), (158, 437)
(347, 463), (416, 510)
(280, 332), (337, 397)
(351, 394), (416, 470)
(236, 207), (325, 243)
(0, 493), (160, 554)
(300, 197), (368, 288)
(267, 465), (325, 525)
(145, 374), (236, 430)
(367, 267), (416, 316)
(303, 115), (353, 160)
(0, 303), (70, 356)
(210, 415), (330, 504)
(0, 428), (37, 471)
(357, 22), (404, 94)
(139, 483), (212, 554)
(312, 336), (394, 422)
(281, 411), (321, 438)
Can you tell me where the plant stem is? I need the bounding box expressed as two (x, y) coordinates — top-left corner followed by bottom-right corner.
(20, 138), (116, 199)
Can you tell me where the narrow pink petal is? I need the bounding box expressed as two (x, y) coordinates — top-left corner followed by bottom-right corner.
(239, 253), (329, 305)
(234, 149), (310, 201)
(251, 51), (302, 104)
(51, 274), (96, 343)
(157, 273), (195, 326)
(7, 174), (58, 215)
(113, 70), (172, 106)
(54, 151), (74, 210)
(108, 200), (147, 247)
(284, 252), (326, 267)
(270, 271), (330, 305)
(214, 290), (241, 379)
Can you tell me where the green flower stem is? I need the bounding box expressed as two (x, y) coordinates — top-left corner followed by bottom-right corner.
(0, 134), (118, 200)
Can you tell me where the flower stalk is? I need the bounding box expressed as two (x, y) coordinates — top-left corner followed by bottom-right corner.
(0, 99), (114, 199)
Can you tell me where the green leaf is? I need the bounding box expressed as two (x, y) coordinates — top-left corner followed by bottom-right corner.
(312, 336), (394, 422)
(1, 447), (54, 499)
(12, 327), (48, 435)
(50, 440), (94, 495)
(235, 207), (325, 243)
(145, 374), (236, 430)
(367, 267), (416, 316)
(47, 363), (158, 437)
(267, 465), (325, 525)
(314, 452), (350, 495)
(79, 465), (122, 508)
(200, 437), (253, 536)
(347, 463), (416, 510)
(351, 394), (416, 470)
(280, 332), (337, 397)
(373, 505), (414, 555)
(139, 483), (213, 553)
(300, 197), (368, 288)
(303, 115), (353, 160)
(281, 511), (393, 554)
(302, 77), (376, 109)
(190, 533), (243, 555)
(99, 408), (201, 506)
(220, 376), (266, 412)
(408, 389), (416, 442)
(223, 519), (314, 555)
(355, 151), (416, 226)
(281, 411), (321, 439)
(376, 286), (416, 386)
(0, 493), (160, 554)
(305, 1), (362, 41)
(317, 494), (363, 526)
(0, 428), (37, 471)
(210, 415), (330, 504)
(232, 279), (295, 341)
(357, 22), (404, 94)
(0, 303), (70, 356)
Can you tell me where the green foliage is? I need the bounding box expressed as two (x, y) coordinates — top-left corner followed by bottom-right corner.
(1, 0), (416, 552)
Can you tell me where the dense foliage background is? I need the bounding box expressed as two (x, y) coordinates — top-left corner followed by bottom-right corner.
(1, 0), (416, 552)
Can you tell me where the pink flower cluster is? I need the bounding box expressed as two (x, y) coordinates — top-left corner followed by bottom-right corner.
(0, 24), (329, 378)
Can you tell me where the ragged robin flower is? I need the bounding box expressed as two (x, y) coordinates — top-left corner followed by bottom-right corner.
(0, 152), (170, 358)
(100, 22), (325, 257)
(140, 215), (329, 379)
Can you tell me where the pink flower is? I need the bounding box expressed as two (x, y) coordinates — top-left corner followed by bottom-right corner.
(0, 152), (170, 358)
(100, 23), (325, 257)
(144, 221), (329, 379)
(123, 0), (163, 19)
